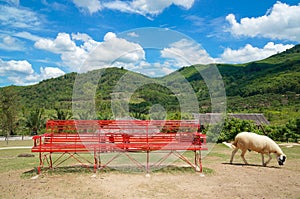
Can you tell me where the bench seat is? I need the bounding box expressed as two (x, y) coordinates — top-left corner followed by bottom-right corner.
(32, 132), (206, 152)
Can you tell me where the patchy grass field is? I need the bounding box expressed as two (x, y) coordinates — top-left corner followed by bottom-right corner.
(0, 140), (299, 198)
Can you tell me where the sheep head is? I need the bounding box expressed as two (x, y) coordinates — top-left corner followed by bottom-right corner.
(277, 154), (286, 166)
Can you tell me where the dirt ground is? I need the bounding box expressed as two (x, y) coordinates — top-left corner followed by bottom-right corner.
(0, 146), (299, 199)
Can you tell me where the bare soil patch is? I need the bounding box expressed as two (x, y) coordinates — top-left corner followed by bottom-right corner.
(0, 144), (299, 199)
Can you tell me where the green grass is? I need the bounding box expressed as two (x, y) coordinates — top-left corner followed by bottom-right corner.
(283, 145), (300, 160)
(0, 140), (32, 147)
(0, 148), (37, 173)
(0, 140), (299, 176)
(0, 140), (37, 173)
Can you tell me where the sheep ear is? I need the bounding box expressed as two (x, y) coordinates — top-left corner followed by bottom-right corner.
(280, 155), (286, 162)
(283, 155), (286, 162)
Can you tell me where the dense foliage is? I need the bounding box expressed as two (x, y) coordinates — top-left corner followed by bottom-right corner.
(0, 87), (20, 138)
(205, 117), (300, 143)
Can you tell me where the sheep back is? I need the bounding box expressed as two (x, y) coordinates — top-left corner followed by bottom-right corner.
(233, 132), (283, 155)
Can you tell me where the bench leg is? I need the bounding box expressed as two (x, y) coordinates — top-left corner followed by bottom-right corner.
(37, 166), (41, 174)
(93, 150), (98, 173)
(146, 150), (150, 174)
(37, 152), (42, 174)
(194, 150), (202, 172)
(49, 152), (53, 169)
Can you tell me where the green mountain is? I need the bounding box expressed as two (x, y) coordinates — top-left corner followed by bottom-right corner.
(162, 45), (300, 123)
(1, 45), (300, 125)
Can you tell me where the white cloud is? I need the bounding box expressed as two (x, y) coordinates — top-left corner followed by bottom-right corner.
(34, 33), (77, 53)
(0, 59), (34, 75)
(39, 67), (65, 80)
(20, 67), (65, 85)
(226, 2), (300, 42)
(112, 38), (215, 77)
(0, 35), (25, 51)
(138, 61), (176, 77)
(41, 0), (67, 11)
(12, 67), (63, 84)
(72, 0), (102, 14)
(14, 31), (43, 41)
(71, 32), (92, 42)
(161, 39), (215, 66)
(31, 32), (297, 78)
(127, 32), (139, 37)
(72, 0), (194, 17)
(112, 0), (188, 16)
(34, 32), (145, 73)
(0, 58), (66, 85)
(0, 5), (41, 29)
(83, 32), (145, 72)
(217, 42), (294, 64)
(5, 76), (26, 85)
(71, 32), (99, 52)
(34, 32), (98, 70)
(185, 15), (206, 28)
(103, 32), (117, 41)
(0, 5), (43, 51)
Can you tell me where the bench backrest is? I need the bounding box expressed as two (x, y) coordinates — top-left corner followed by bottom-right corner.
(33, 120), (206, 151)
(45, 120), (200, 133)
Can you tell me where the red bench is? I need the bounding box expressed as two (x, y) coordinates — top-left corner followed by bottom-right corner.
(32, 120), (207, 173)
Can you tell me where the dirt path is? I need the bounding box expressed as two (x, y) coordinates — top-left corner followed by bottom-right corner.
(0, 146), (32, 150)
(0, 159), (299, 199)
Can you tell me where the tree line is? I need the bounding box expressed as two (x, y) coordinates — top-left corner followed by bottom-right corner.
(205, 117), (299, 143)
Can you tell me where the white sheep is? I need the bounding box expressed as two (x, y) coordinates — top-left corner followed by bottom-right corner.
(228, 132), (286, 166)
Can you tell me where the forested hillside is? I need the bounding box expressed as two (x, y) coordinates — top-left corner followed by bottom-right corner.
(164, 44), (300, 124)
(0, 45), (299, 137)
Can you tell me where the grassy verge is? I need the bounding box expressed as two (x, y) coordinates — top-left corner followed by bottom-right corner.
(0, 140), (32, 147)
(0, 140), (299, 176)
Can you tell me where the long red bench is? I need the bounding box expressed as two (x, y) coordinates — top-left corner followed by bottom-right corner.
(32, 120), (207, 173)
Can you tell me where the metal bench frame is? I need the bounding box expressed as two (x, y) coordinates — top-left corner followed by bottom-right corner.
(32, 120), (207, 174)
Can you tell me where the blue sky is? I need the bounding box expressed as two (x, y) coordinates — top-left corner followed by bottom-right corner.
(0, 0), (299, 86)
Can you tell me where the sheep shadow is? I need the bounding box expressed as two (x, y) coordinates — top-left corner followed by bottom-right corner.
(222, 162), (281, 169)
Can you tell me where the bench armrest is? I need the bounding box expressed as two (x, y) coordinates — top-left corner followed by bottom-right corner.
(32, 133), (53, 147)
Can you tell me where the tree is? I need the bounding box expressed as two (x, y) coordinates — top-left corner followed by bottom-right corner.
(51, 108), (73, 120)
(24, 108), (45, 135)
(0, 87), (20, 143)
(285, 117), (300, 142)
(209, 118), (259, 143)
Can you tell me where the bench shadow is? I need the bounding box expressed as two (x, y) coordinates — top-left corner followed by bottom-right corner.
(222, 162), (281, 169)
(22, 165), (212, 176)
(23, 168), (36, 174)
(22, 165), (101, 177)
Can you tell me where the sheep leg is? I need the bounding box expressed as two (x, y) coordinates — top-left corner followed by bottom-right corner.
(240, 150), (249, 165)
(263, 153), (272, 166)
(230, 148), (239, 164)
(261, 153), (265, 166)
